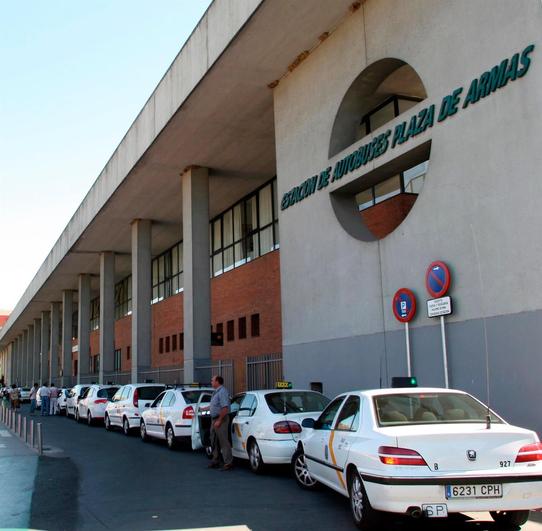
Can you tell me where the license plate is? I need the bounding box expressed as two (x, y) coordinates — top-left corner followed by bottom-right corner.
(422, 504), (448, 518)
(445, 484), (503, 499)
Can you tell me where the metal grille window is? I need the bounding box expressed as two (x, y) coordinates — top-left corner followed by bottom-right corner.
(152, 241), (183, 304)
(90, 298), (100, 331)
(114, 276), (132, 319)
(210, 179), (279, 277)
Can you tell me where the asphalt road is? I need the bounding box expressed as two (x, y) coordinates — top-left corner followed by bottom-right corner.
(15, 405), (542, 531)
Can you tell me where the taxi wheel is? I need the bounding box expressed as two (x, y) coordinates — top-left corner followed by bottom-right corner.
(166, 424), (177, 450)
(104, 414), (112, 431)
(291, 449), (318, 490)
(140, 421), (149, 442)
(122, 417), (132, 436)
(205, 445), (213, 460)
(87, 412), (93, 426)
(248, 440), (265, 474)
(349, 470), (379, 530)
(75, 409), (80, 423)
(490, 510), (530, 527)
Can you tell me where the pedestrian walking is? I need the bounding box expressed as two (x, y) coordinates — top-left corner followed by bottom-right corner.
(1, 387), (9, 408)
(49, 383), (59, 415)
(207, 375), (233, 471)
(29, 382), (38, 415)
(39, 383), (50, 416)
(9, 384), (20, 410)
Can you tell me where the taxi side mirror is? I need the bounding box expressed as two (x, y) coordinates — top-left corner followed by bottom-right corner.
(301, 418), (315, 429)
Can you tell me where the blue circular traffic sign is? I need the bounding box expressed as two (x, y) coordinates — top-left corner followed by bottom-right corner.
(392, 288), (417, 323)
(425, 261), (451, 298)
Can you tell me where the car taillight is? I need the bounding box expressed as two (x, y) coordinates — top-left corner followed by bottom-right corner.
(182, 406), (195, 419)
(516, 442), (542, 463)
(133, 389), (139, 408)
(94, 399), (108, 404)
(273, 420), (302, 434)
(378, 446), (427, 466)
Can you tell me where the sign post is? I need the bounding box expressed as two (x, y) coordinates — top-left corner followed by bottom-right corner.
(392, 288), (417, 377)
(425, 261), (452, 388)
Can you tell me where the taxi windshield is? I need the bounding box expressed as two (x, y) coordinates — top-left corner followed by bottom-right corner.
(374, 392), (503, 427)
(265, 392), (329, 414)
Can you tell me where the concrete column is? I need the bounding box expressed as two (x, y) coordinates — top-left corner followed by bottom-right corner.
(78, 274), (91, 384)
(99, 252), (115, 384)
(131, 219), (152, 383)
(15, 337), (21, 385)
(50, 302), (61, 384)
(27, 325), (34, 386)
(40, 311), (50, 385)
(182, 167), (211, 384)
(12, 338), (17, 385)
(33, 318), (41, 385)
(23, 330), (29, 386)
(61, 291), (73, 388)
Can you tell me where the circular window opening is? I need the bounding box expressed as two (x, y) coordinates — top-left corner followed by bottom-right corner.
(329, 59), (429, 241)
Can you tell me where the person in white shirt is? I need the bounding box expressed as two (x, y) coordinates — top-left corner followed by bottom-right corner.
(49, 383), (59, 415)
(29, 383), (39, 415)
(39, 383), (50, 416)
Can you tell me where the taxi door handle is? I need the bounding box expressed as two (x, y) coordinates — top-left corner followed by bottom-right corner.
(244, 421), (250, 425)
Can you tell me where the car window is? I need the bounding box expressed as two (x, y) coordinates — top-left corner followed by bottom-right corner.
(112, 389), (123, 402)
(182, 390), (211, 404)
(137, 386), (165, 400)
(120, 387), (131, 401)
(238, 394), (258, 417)
(80, 387), (89, 397)
(151, 391), (166, 407)
(161, 392), (175, 408)
(334, 395), (361, 432)
(314, 396), (345, 430)
(230, 394), (245, 414)
(97, 387), (119, 399)
(373, 392), (504, 427)
(265, 392), (330, 414)
(83, 388), (92, 399)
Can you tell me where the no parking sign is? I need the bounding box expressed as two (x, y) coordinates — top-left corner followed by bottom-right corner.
(392, 288), (416, 323)
(425, 261), (451, 298)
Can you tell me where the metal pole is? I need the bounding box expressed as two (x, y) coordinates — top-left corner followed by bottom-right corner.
(17, 413), (21, 436)
(30, 420), (34, 448)
(37, 423), (43, 456)
(405, 322), (412, 377)
(23, 417), (27, 443)
(440, 315), (449, 388)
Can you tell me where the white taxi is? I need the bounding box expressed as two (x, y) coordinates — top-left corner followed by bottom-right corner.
(75, 384), (119, 425)
(292, 387), (542, 529)
(140, 386), (213, 450)
(192, 388), (329, 473)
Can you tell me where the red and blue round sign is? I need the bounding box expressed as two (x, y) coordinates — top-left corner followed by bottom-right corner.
(425, 261), (451, 298)
(392, 288), (417, 323)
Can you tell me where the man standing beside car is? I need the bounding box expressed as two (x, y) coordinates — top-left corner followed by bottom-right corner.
(29, 383), (38, 415)
(208, 375), (233, 471)
(39, 383), (50, 416)
(49, 383), (59, 415)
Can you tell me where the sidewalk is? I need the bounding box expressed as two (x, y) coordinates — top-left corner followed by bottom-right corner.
(0, 418), (39, 529)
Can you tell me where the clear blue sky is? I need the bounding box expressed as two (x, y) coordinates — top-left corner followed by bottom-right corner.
(0, 0), (212, 311)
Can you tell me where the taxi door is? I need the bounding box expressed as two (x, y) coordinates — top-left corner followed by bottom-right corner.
(303, 396), (346, 485)
(146, 392), (166, 436)
(328, 395), (362, 493)
(231, 393), (257, 455)
(191, 391), (213, 450)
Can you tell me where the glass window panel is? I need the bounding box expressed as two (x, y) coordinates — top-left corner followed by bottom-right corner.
(178, 272), (183, 292)
(234, 242), (246, 267)
(374, 175), (401, 204)
(158, 256), (165, 282)
(178, 244), (183, 273)
(260, 226), (274, 255)
(171, 245), (178, 275)
(356, 189), (374, 211)
(398, 97), (418, 114)
(259, 185), (273, 227)
(223, 209), (233, 247)
(233, 204), (243, 241)
(245, 196), (257, 234)
(127, 276), (132, 299)
(274, 222), (279, 248)
(368, 100), (396, 132)
(223, 246), (234, 272)
(158, 283), (164, 301)
(403, 161), (428, 194)
(247, 233), (259, 262)
(213, 253), (223, 276)
(213, 219), (222, 252)
(152, 287), (158, 303)
(152, 260), (158, 286)
(172, 276), (179, 294)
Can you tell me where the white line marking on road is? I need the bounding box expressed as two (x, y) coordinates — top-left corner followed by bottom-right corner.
(0, 444), (6, 448)
(0, 430), (12, 438)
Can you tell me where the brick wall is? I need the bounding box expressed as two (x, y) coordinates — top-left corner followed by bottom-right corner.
(361, 193), (418, 239)
(78, 249), (282, 391)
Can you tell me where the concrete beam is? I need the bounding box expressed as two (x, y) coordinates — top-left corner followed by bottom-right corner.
(61, 291), (73, 388)
(33, 318), (41, 385)
(131, 220), (152, 383)
(78, 274), (91, 384)
(50, 302), (61, 384)
(99, 252), (115, 384)
(182, 167), (211, 384)
(40, 311), (50, 385)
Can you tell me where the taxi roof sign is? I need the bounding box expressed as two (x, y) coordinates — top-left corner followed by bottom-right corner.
(275, 381), (293, 389)
(391, 376), (418, 388)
